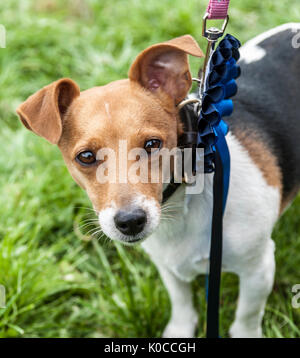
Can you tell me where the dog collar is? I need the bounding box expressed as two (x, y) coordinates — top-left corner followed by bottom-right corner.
(162, 34), (241, 206)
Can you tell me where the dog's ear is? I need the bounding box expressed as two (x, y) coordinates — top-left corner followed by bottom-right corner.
(128, 35), (204, 106)
(16, 78), (80, 144)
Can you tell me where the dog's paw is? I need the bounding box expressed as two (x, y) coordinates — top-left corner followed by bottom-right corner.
(229, 322), (262, 338)
(162, 324), (195, 338)
(162, 317), (198, 338)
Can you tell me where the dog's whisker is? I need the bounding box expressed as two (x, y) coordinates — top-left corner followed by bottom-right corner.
(78, 217), (99, 222)
(97, 232), (107, 242)
(79, 218), (99, 224)
(161, 211), (177, 216)
(92, 230), (106, 242)
(161, 213), (177, 219)
(84, 226), (102, 236)
(161, 205), (183, 212)
(77, 218), (99, 225)
(161, 209), (181, 214)
(91, 229), (102, 237)
(161, 208), (181, 214)
(161, 203), (182, 209)
(161, 214), (179, 219)
(74, 206), (96, 211)
(160, 217), (176, 224)
(77, 222), (98, 230)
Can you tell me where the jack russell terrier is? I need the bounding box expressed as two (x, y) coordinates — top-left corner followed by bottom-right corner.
(16, 23), (300, 338)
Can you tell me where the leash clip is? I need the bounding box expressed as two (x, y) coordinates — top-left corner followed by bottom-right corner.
(199, 13), (229, 97)
(202, 13), (229, 41)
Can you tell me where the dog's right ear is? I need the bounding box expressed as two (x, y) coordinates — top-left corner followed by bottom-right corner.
(16, 78), (80, 144)
(128, 35), (204, 107)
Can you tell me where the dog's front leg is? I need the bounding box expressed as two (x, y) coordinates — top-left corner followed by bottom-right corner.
(156, 263), (198, 338)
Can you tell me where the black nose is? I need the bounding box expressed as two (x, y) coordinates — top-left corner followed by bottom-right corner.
(114, 208), (147, 236)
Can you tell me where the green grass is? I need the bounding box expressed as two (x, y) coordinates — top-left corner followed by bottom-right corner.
(0, 0), (299, 338)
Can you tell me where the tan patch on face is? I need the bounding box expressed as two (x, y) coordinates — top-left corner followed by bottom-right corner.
(234, 129), (283, 206)
(58, 79), (179, 212)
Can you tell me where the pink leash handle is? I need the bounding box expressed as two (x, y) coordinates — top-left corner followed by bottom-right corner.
(206, 0), (230, 19)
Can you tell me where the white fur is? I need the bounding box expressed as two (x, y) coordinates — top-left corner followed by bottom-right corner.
(142, 132), (281, 337)
(240, 23), (300, 64)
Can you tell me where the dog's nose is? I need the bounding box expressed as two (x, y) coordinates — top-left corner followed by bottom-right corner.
(114, 208), (147, 235)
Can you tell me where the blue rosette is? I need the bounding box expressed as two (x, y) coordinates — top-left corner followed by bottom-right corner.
(197, 34), (241, 174)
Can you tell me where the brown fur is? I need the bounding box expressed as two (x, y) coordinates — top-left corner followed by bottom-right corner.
(16, 78), (80, 144)
(16, 35), (204, 213)
(234, 129), (286, 212)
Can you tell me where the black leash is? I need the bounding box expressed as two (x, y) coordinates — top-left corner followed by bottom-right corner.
(206, 149), (224, 338)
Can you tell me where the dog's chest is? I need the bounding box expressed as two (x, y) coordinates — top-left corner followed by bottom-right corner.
(142, 184), (214, 281)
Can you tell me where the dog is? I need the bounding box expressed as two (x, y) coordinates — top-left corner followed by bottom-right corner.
(16, 23), (300, 338)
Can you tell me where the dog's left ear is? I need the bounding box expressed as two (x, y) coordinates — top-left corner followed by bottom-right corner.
(129, 35), (204, 106)
(16, 78), (80, 144)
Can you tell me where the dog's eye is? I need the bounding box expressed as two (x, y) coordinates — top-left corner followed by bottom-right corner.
(144, 139), (162, 154)
(76, 151), (96, 166)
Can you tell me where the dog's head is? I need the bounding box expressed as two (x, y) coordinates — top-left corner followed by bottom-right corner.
(16, 35), (203, 245)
